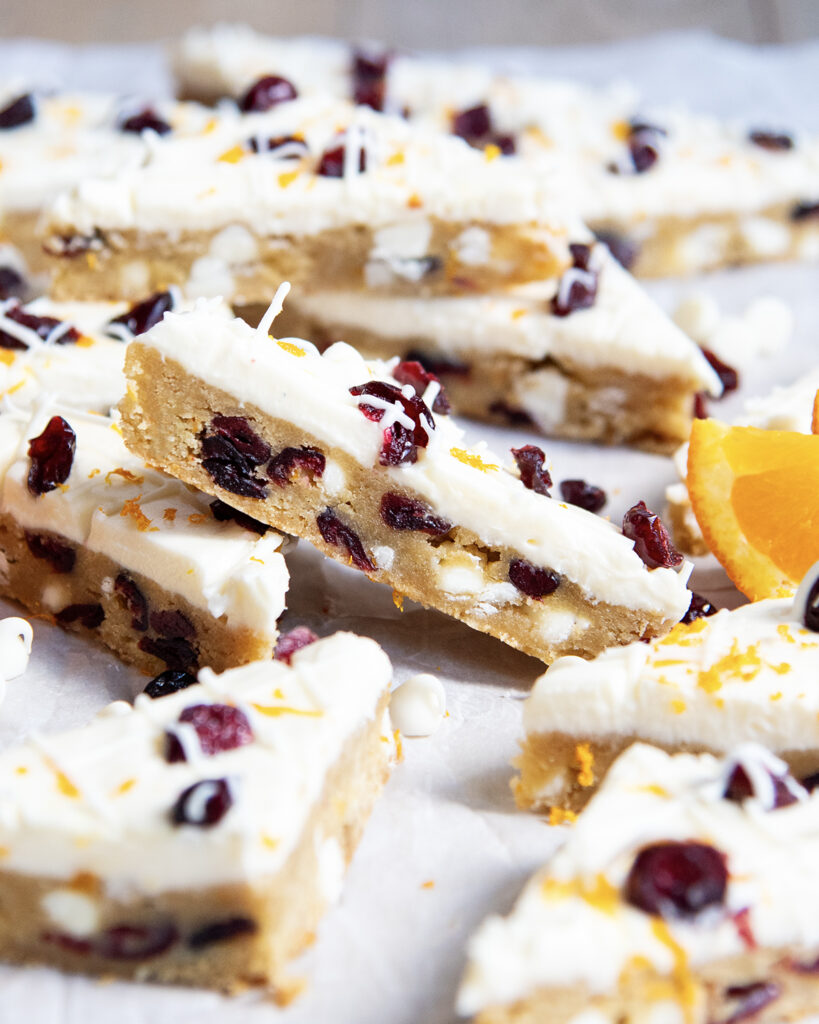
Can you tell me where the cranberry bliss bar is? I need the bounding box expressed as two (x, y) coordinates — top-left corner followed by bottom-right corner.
(0, 632), (394, 994)
(460, 742), (819, 1024)
(119, 295), (692, 663)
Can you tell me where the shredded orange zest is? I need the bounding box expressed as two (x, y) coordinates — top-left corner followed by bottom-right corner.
(574, 742), (595, 788)
(187, 513), (207, 525)
(0, 351), (15, 366)
(85, 253), (98, 270)
(105, 467), (144, 486)
(421, 880), (435, 890)
(639, 783), (669, 797)
(651, 919), (698, 1016)
(120, 496), (152, 532)
(113, 778), (136, 796)
(777, 624), (796, 643)
(671, 699), (687, 714)
(251, 703), (323, 718)
(450, 447), (498, 472)
(407, 192), (423, 209)
(386, 150), (405, 166)
(55, 768), (79, 798)
(0, 847), (8, 859)
(511, 308), (527, 320)
(484, 143), (501, 161)
(202, 117), (218, 135)
(547, 807), (577, 827)
(697, 641), (762, 694)
(392, 589), (404, 612)
(76, 334), (95, 348)
(87, 468), (101, 479)
(273, 688), (284, 699)
(611, 119), (631, 141)
(277, 339), (306, 357)
(393, 728), (404, 761)
(163, 507), (177, 522)
(542, 874), (617, 913)
(110, 421), (123, 435)
(14, 766), (27, 775)
(278, 168), (301, 188)
(249, 556), (264, 564)
(218, 144), (245, 164)
(261, 833), (279, 850)
(770, 691), (783, 701)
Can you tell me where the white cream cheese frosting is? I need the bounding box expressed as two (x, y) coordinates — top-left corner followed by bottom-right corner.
(0, 615), (33, 710)
(0, 632), (392, 894)
(459, 742), (819, 1015)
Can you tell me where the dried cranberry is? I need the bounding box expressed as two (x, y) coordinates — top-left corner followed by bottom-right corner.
(208, 416), (270, 464)
(693, 391), (709, 419)
(492, 133), (516, 155)
(317, 140), (367, 177)
(114, 572), (148, 631)
(801, 575), (819, 632)
(200, 415), (270, 499)
(27, 415), (76, 496)
(55, 603), (104, 629)
(509, 558), (560, 599)
(171, 778), (233, 827)
(791, 202), (819, 222)
(144, 669), (197, 699)
(239, 75), (298, 112)
(138, 635), (198, 672)
(800, 772), (819, 793)
(791, 953), (819, 973)
(723, 763), (800, 810)
(0, 266), (26, 300)
(166, 704), (253, 763)
(188, 916), (257, 950)
(106, 290), (173, 339)
(627, 121), (666, 173)
(681, 592), (717, 624)
(247, 134), (309, 158)
(350, 380), (434, 466)
(733, 907), (756, 950)
(392, 360), (450, 414)
(452, 104), (492, 142)
(594, 230), (639, 270)
(0, 93), (35, 130)
(625, 840), (727, 919)
(560, 479), (606, 513)
(274, 626), (319, 665)
(267, 446), (325, 487)
(511, 445), (552, 496)
(150, 609), (195, 639)
(41, 931), (92, 955)
(119, 108), (171, 135)
(0, 302), (80, 350)
(96, 922), (178, 960)
(316, 508), (375, 573)
(405, 349), (470, 377)
(551, 243), (599, 317)
(380, 492), (452, 535)
(24, 531), (75, 573)
(623, 501), (683, 570)
(352, 48), (390, 111)
(701, 348), (739, 395)
(209, 498), (269, 535)
(749, 130), (793, 152)
(719, 981), (781, 1023)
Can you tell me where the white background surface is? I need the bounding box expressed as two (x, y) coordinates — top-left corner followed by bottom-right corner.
(0, 30), (818, 1024)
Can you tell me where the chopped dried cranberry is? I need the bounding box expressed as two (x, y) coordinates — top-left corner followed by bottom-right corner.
(96, 922), (178, 960)
(723, 763), (800, 809)
(55, 603), (104, 629)
(693, 392), (709, 419)
(489, 402), (534, 426)
(166, 704), (253, 763)
(24, 531), (75, 573)
(352, 48), (391, 111)
(568, 243), (593, 270)
(452, 104), (492, 142)
(493, 133), (516, 155)
(701, 348), (739, 395)
(380, 492), (452, 535)
(239, 75), (298, 112)
(316, 140), (367, 177)
(208, 415), (270, 464)
(800, 772), (819, 793)
(392, 360), (450, 414)
(801, 575), (819, 632)
(733, 907), (756, 950)
(106, 290), (173, 339)
(144, 669), (197, 699)
(138, 635), (198, 672)
(551, 243), (599, 317)
(508, 559), (560, 599)
(594, 229), (638, 270)
(0, 93), (35, 130)
(0, 266), (26, 300)
(274, 626), (319, 665)
(114, 572), (148, 631)
(719, 981), (781, 1023)
(625, 840), (727, 919)
(791, 952), (819, 973)
(681, 591), (717, 624)
(791, 201), (819, 222)
(41, 931), (92, 955)
(27, 416), (76, 496)
(749, 130), (793, 152)
(171, 778), (233, 828)
(119, 108), (171, 135)
(150, 609), (195, 639)
(267, 445), (325, 487)
(511, 445), (552, 496)
(405, 349), (470, 377)
(350, 380), (434, 466)
(627, 122), (665, 173)
(188, 917), (257, 950)
(200, 416), (270, 499)
(209, 498), (269, 535)
(247, 134), (309, 158)
(0, 302), (80, 351)
(559, 479), (606, 513)
(623, 501), (683, 570)
(316, 508), (375, 572)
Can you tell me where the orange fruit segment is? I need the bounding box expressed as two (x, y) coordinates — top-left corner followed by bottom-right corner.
(812, 390), (819, 434)
(687, 418), (819, 601)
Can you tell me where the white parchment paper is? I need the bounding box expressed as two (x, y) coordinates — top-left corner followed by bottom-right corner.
(0, 29), (817, 1024)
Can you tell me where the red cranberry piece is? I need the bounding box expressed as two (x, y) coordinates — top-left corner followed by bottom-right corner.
(749, 130), (793, 152)
(0, 266), (26, 300)
(791, 952), (819, 973)
(114, 572), (148, 631)
(239, 75), (298, 112)
(509, 558), (560, 599)
(144, 669), (197, 699)
(106, 290), (173, 339)
(623, 501), (683, 570)
(27, 416), (76, 496)
(209, 498), (269, 535)
(0, 302), (80, 351)
(701, 348), (739, 395)
(693, 391), (709, 419)
(171, 778), (233, 827)
(119, 108), (172, 135)
(55, 603), (105, 629)
(24, 531), (75, 573)
(138, 635), (198, 672)
(405, 350), (470, 377)
(625, 840), (727, 919)
(248, 134), (309, 158)
(267, 445), (325, 487)
(392, 360), (450, 414)
(42, 930), (93, 955)
(96, 922), (178, 960)
(551, 243), (599, 317)
(803, 576), (819, 632)
(568, 243), (594, 270)
(150, 609), (195, 639)
(560, 479), (606, 513)
(208, 416), (270, 465)
(316, 140), (367, 177)
(352, 48), (391, 111)
(800, 771), (819, 793)
(627, 122), (665, 173)
(791, 201), (819, 222)
(511, 445), (552, 496)
(316, 508), (375, 573)
(723, 764), (800, 810)
(594, 230), (639, 270)
(350, 380), (434, 466)
(720, 981), (781, 1023)
(492, 133), (516, 155)
(0, 94), (35, 130)
(200, 416), (270, 499)
(167, 704), (253, 763)
(274, 626), (319, 665)
(188, 916), (257, 950)
(380, 492), (452, 535)
(452, 104), (492, 142)
(681, 591), (717, 624)
(488, 402), (534, 426)
(733, 907), (756, 950)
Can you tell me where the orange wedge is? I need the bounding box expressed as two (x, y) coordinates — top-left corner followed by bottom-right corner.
(687, 418), (819, 601)
(812, 389), (819, 434)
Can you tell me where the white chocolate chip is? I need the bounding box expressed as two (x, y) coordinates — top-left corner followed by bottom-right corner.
(0, 617), (32, 682)
(390, 673), (446, 737)
(41, 889), (101, 937)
